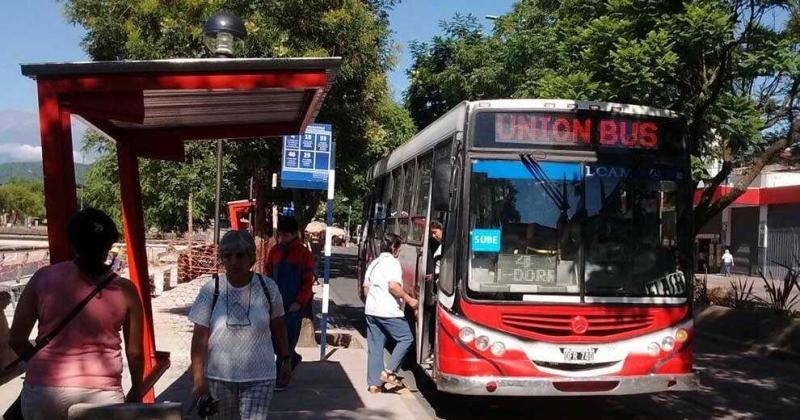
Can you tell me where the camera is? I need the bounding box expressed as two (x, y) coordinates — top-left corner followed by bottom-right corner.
(195, 394), (219, 418)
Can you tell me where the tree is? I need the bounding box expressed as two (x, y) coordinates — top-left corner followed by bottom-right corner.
(0, 178), (45, 223)
(61, 0), (414, 232)
(81, 132), (229, 232)
(405, 0), (800, 232)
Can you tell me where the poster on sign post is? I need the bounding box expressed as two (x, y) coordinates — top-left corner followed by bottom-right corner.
(281, 123), (334, 190)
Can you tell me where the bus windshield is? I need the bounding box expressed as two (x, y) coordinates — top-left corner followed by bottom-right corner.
(468, 158), (687, 300)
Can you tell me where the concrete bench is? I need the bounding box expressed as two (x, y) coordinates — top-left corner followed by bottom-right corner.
(150, 265), (178, 297)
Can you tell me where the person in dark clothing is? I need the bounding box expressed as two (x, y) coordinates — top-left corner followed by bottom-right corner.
(265, 216), (315, 391)
(422, 220), (443, 365)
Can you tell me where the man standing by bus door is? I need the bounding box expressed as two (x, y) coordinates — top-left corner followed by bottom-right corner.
(423, 220), (444, 366)
(266, 216), (315, 391)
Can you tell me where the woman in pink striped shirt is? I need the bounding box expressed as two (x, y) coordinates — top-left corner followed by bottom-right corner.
(9, 209), (145, 420)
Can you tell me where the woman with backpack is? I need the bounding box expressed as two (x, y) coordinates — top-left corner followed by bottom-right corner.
(189, 229), (292, 419)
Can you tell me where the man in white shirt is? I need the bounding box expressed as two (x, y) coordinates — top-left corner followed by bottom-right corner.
(721, 249), (734, 276)
(362, 233), (417, 393)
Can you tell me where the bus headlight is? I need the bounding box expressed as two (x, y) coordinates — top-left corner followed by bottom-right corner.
(647, 342), (661, 356)
(458, 327), (475, 344)
(475, 336), (490, 351)
(490, 341), (506, 356)
(662, 336), (676, 352)
(675, 328), (689, 343)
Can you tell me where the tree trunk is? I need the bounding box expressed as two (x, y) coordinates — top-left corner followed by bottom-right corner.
(693, 120), (798, 232)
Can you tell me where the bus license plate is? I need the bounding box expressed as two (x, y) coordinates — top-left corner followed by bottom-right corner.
(561, 348), (597, 362)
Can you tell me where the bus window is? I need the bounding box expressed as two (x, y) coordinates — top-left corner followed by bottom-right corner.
(467, 160), (581, 297)
(583, 165), (685, 297)
(399, 160), (417, 240)
(410, 153), (433, 243)
(388, 168), (404, 234)
(374, 174), (393, 237)
(466, 159), (687, 300)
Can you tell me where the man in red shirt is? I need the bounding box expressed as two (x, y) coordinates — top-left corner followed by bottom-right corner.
(265, 216), (315, 391)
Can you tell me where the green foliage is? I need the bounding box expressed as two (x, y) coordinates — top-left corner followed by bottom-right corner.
(0, 178), (45, 220)
(61, 0), (414, 231)
(404, 0), (800, 228)
(405, 14), (506, 128)
(81, 131), (244, 232)
(728, 277), (756, 310)
(757, 258), (800, 316)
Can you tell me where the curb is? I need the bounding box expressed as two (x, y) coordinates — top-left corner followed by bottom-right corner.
(697, 331), (800, 363)
(329, 299), (368, 349)
(306, 290), (364, 350)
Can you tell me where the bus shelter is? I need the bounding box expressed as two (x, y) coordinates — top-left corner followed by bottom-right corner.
(20, 57), (340, 400)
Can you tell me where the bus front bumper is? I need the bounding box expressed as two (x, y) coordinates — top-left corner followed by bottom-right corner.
(436, 372), (698, 396)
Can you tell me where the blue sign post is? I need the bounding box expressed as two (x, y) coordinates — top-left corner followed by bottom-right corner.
(281, 123), (335, 361)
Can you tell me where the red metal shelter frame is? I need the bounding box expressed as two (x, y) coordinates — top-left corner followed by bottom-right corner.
(21, 57), (340, 401)
(227, 199), (255, 231)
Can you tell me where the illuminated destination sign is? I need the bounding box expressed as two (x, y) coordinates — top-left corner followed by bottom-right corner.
(475, 112), (668, 150)
(496, 254), (557, 286)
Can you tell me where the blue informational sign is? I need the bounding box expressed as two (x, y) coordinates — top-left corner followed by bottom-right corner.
(281, 123), (334, 190)
(471, 229), (502, 253)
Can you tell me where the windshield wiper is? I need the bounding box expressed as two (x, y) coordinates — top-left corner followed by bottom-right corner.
(519, 153), (570, 214)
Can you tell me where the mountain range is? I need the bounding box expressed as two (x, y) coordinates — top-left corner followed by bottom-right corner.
(0, 161), (89, 184)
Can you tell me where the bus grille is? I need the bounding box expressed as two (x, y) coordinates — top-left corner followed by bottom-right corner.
(500, 313), (654, 337)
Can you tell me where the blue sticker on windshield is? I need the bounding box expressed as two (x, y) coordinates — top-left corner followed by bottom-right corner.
(471, 229), (502, 253)
(472, 161), (581, 180)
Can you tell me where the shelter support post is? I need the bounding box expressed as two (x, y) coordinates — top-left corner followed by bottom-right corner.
(37, 83), (78, 263)
(117, 141), (157, 402)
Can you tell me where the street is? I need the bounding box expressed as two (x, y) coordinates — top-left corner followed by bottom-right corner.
(328, 247), (800, 419)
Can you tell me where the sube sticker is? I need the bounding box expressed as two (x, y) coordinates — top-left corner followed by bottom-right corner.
(471, 229), (502, 253)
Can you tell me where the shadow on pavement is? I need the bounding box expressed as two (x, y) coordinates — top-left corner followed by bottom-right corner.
(161, 305), (192, 316)
(330, 303), (367, 338)
(157, 360), (398, 420)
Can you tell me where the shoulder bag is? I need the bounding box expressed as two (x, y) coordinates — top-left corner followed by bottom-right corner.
(3, 271), (117, 420)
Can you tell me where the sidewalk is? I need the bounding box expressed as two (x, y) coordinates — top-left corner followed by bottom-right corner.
(146, 274), (425, 419)
(154, 346), (422, 420)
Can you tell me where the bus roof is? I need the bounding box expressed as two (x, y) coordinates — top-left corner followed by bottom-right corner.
(367, 99), (680, 181)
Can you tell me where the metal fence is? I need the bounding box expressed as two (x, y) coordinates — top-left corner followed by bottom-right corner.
(765, 227), (800, 280)
(0, 249), (49, 309)
(0, 250), (49, 284)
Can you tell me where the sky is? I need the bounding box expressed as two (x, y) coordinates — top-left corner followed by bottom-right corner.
(0, 0), (87, 163)
(0, 0), (516, 164)
(387, 0), (517, 100)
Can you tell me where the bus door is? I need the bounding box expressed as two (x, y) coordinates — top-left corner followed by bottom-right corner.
(416, 139), (454, 365)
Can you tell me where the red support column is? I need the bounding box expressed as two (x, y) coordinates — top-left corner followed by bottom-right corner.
(117, 140), (156, 402)
(37, 82), (78, 263)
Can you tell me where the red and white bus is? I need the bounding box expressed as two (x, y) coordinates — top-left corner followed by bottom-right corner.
(359, 99), (697, 396)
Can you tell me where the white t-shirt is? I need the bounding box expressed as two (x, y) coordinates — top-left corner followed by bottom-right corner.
(363, 253), (405, 318)
(722, 252), (734, 264)
(188, 273), (285, 382)
(434, 244), (442, 275)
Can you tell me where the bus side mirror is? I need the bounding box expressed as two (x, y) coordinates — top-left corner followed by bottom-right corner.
(431, 160), (451, 212)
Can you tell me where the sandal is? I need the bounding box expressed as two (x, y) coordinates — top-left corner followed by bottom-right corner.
(368, 385), (383, 394)
(380, 370), (403, 386)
